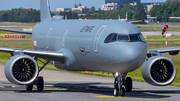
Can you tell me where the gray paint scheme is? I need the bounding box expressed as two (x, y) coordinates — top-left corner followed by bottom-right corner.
(32, 19), (147, 73)
(0, 0), (180, 88)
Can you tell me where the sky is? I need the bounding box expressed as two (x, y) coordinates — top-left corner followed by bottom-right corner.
(0, 0), (166, 11)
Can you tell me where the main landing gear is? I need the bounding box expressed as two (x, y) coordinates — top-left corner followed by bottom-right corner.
(113, 72), (132, 97)
(26, 59), (50, 92)
(26, 76), (44, 91)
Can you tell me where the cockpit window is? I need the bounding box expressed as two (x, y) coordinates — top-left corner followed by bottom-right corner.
(118, 35), (129, 41)
(105, 33), (145, 43)
(104, 33), (117, 43)
(129, 35), (141, 42)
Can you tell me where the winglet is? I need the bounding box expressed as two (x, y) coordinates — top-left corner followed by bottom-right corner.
(40, 0), (51, 22)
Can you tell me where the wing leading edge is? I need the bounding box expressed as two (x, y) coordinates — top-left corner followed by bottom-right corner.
(0, 28), (32, 35)
(0, 47), (64, 63)
(148, 47), (180, 53)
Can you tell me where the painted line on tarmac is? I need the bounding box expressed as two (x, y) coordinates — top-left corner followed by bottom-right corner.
(12, 86), (16, 88)
(174, 42), (180, 43)
(44, 85), (53, 87)
(0, 86), (4, 88)
(0, 76), (6, 79)
(0, 85), (30, 89)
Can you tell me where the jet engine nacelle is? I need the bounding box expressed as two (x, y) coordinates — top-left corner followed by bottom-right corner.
(142, 56), (176, 86)
(4, 55), (39, 85)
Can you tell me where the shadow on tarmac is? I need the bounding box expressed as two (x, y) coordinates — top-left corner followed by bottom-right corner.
(1, 82), (179, 98)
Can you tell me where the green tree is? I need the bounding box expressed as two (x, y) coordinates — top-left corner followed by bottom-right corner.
(75, 4), (77, 8)
(0, 8), (40, 22)
(162, 10), (169, 22)
(150, 1), (180, 22)
(59, 11), (78, 19)
(133, 9), (146, 23)
(91, 6), (95, 12)
(165, 0), (180, 3)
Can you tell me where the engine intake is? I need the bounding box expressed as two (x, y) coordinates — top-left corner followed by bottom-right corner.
(4, 55), (39, 85)
(142, 56), (176, 86)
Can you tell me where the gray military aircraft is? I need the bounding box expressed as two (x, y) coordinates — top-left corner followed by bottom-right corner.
(0, 0), (180, 97)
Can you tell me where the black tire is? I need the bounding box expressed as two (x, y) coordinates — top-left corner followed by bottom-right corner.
(114, 88), (119, 97)
(114, 78), (119, 97)
(120, 87), (125, 97)
(26, 84), (33, 91)
(37, 76), (44, 91)
(126, 77), (132, 92)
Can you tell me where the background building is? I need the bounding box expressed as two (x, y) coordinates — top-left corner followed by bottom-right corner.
(142, 2), (164, 12)
(72, 6), (90, 12)
(105, 0), (141, 7)
(56, 6), (89, 12)
(56, 8), (72, 12)
(102, 3), (119, 11)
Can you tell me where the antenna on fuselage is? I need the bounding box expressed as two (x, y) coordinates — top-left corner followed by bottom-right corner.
(40, 0), (51, 22)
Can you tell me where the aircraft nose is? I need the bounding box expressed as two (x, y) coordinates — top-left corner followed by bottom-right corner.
(119, 43), (147, 70)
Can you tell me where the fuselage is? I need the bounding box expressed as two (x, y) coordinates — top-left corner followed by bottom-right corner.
(32, 19), (147, 73)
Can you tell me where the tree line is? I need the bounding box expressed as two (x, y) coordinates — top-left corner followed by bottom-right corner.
(82, 4), (147, 23)
(0, 8), (40, 22)
(0, 1), (179, 23)
(150, 0), (180, 22)
(0, 8), (79, 22)
(0, 4), (148, 23)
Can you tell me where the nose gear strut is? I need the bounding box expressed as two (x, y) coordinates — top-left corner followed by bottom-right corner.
(113, 72), (132, 97)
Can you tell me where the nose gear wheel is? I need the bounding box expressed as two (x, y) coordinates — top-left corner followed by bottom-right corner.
(113, 73), (130, 97)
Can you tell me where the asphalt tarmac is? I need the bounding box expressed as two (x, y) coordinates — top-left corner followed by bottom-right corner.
(0, 64), (180, 101)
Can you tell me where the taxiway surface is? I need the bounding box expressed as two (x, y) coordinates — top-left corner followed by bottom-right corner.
(0, 64), (180, 101)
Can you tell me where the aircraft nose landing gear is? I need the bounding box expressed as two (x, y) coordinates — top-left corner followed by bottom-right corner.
(113, 72), (132, 97)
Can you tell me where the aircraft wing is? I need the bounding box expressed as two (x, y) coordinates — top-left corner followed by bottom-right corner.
(148, 47), (180, 53)
(0, 28), (32, 35)
(0, 47), (64, 63)
(129, 20), (142, 23)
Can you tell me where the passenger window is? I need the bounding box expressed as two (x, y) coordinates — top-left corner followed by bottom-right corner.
(104, 34), (117, 43)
